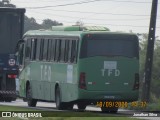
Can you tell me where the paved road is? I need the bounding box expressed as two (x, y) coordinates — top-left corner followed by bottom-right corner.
(0, 99), (132, 112)
(0, 99), (159, 120)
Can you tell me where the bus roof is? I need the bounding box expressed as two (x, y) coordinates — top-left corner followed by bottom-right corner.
(24, 26), (137, 38)
(51, 26), (109, 31)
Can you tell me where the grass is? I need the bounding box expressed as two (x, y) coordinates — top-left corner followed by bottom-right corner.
(0, 105), (37, 111)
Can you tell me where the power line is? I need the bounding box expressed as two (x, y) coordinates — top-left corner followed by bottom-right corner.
(29, 11), (159, 25)
(32, 8), (153, 17)
(28, 9), (159, 27)
(34, 18), (160, 29)
(29, 11), (149, 21)
(102, 0), (152, 4)
(25, 0), (103, 9)
(30, 11), (150, 21)
(75, 22), (160, 28)
(106, 0), (158, 4)
(25, 0), (159, 9)
(13, 0), (158, 4)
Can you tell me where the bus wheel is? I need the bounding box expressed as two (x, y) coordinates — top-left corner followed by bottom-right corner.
(67, 103), (74, 110)
(101, 107), (118, 113)
(26, 84), (37, 107)
(77, 103), (86, 111)
(55, 86), (64, 110)
(23, 98), (27, 102)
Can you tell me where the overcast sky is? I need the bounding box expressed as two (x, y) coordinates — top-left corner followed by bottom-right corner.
(10, 0), (160, 37)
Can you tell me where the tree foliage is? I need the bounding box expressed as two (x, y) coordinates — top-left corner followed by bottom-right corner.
(151, 36), (160, 99)
(42, 19), (63, 29)
(24, 17), (63, 33)
(139, 34), (160, 100)
(24, 16), (41, 33)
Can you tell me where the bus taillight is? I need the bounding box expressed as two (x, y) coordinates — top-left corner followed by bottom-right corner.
(79, 72), (87, 90)
(133, 73), (139, 90)
(7, 74), (17, 79)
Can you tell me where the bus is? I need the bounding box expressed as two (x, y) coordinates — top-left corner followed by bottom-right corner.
(16, 26), (139, 113)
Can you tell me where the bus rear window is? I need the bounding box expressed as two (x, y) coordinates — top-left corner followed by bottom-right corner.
(80, 34), (139, 59)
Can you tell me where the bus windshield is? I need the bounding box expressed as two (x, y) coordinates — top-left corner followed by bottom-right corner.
(80, 34), (139, 59)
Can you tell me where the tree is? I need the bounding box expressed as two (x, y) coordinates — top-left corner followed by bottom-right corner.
(75, 20), (84, 26)
(151, 36), (160, 99)
(41, 19), (63, 29)
(139, 33), (160, 101)
(24, 16), (41, 33)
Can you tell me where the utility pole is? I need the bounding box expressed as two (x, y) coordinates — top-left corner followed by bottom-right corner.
(142, 0), (158, 102)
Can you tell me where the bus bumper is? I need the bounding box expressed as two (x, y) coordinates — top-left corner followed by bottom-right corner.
(78, 89), (139, 102)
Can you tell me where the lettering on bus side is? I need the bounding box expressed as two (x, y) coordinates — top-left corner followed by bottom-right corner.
(101, 61), (120, 77)
(40, 65), (51, 81)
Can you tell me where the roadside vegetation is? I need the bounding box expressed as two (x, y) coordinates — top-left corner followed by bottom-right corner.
(0, 105), (37, 111)
(128, 33), (160, 111)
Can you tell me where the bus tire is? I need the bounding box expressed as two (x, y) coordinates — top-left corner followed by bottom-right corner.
(26, 84), (37, 107)
(23, 98), (27, 102)
(77, 103), (87, 111)
(55, 86), (64, 110)
(66, 103), (74, 110)
(101, 107), (118, 113)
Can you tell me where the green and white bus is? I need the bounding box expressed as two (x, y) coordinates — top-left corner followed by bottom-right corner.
(17, 26), (139, 113)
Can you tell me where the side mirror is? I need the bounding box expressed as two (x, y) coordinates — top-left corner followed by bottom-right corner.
(15, 39), (25, 53)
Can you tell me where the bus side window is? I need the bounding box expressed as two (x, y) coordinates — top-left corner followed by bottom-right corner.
(51, 39), (56, 61)
(71, 40), (76, 63)
(36, 39), (41, 61)
(18, 43), (24, 65)
(69, 40), (79, 63)
(43, 39), (48, 61)
(64, 40), (69, 62)
(58, 39), (61, 62)
(33, 39), (37, 60)
(39, 39), (44, 61)
(55, 39), (61, 62)
(53, 39), (57, 61)
(31, 38), (37, 61)
(75, 40), (79, 63)
(68, 40), (72, 63)
(25, 39), (31, 60)
(60, 40), (65, 62)
(47, 39), (52, 61)
(30, 38), (34, 60)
